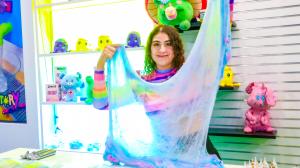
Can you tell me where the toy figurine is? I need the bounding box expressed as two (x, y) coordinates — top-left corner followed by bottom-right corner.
(75, 38), (89, 52)
(97, 35), (112, 51)
(69, 140), (83, 150)
(126, 31), (141, 48)
(269, 158), (278, 168)
(244, 82), (276, 133)
(219, 65), (240, 88)
(244, 157), (277, 168)
(84, 76), (94, 104)
(53, 38), (68, 53)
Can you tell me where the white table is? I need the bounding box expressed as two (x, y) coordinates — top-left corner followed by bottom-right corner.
(0, 148), (243, 168)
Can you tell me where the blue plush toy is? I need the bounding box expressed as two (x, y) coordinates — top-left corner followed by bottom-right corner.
(60, 72), (84, 102)
(53, 38), (68, 53)
(126, 31), (141, 48)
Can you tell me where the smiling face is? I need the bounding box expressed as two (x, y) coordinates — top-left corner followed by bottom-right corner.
(144, 25), (185, 74)
(151, 32), (175, 70)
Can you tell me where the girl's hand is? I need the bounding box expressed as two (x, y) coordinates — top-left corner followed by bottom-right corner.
(96, 44), (120, 70)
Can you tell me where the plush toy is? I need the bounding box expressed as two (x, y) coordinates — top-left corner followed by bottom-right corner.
(219, 65), (240, 88)
(53, 38), (68, 53)
(60, 72), (84, 102)
(154, 0), (194, 30)
(84, 76), (94, 104)
(97, 35), (112, 51)
(244, 82), (276, 133)
(75, 38), (89, 52)
(126, 31), (141, 48)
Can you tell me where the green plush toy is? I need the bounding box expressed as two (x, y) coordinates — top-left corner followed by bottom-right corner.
(0, 22), (12, 46)
(85, 76), (94, 105)
(154, 0), (193, 30)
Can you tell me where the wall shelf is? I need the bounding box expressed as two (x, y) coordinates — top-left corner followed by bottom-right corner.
(219, 86), (239, 90)
(42, 102), (89, 105)
(208, 128), (277, 139)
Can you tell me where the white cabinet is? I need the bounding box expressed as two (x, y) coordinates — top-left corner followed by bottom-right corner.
(33, 0), (154, 153)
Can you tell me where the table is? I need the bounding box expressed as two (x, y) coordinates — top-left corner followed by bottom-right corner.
(0, 148), (243, 168)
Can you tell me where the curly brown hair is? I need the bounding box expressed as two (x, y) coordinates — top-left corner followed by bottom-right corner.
(144, 25), (185, 74)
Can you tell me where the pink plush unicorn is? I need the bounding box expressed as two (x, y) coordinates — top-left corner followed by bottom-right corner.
(244, 82), (276, 133)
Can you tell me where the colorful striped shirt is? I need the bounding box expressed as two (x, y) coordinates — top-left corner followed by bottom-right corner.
(93, 68), (177, 110)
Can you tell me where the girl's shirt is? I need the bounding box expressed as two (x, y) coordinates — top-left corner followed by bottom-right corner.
(93, 68), (177, 110)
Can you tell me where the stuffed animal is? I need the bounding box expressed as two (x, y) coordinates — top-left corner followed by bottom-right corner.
(84, 76), (94, 104)
(97, 35), (112, 51)
(60, 72), (84, 102)
(126, 31), (141, 48)
(244, 82), (276, 133)
(53, 38), (68, 53)
(154, 0), (194, 30)
(219, 65), (240, 88)
(75, 38), (89, 52)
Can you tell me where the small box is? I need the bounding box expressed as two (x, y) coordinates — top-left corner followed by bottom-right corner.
(46, 84), (60, 102)
(54, 66), (67, 100)
(54, 66), (67, 85)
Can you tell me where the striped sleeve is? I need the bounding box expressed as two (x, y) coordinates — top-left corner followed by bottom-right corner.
(93, 69), (108, 110)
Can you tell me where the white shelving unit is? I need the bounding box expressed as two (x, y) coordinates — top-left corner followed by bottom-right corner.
(32, 0), (153, 153)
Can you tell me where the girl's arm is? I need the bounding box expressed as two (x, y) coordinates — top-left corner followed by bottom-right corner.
(93, 70), (108, 110)
(92, 45), (118, 110)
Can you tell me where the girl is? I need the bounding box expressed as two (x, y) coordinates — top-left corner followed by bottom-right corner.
(93, 24), (221, 159)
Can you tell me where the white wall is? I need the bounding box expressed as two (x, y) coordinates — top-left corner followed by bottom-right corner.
(209, 0), (300, 167)
(0, 0), (41, 152)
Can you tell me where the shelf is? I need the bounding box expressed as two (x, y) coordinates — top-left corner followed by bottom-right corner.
(38, 47), (144, 58)
(42, 102), (89, 105)
(39, 51), (100, 58)
(219, 86), (239, 90)
(35, 0), (124, 9)
(177, 20), (201, 33)
(208, 128), (277, 139)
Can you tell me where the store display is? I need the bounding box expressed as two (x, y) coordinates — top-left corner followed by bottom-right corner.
(244, 82), (276, 133)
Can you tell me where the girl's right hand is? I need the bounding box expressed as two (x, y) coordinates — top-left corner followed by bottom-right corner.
(96, 45), (120, 70)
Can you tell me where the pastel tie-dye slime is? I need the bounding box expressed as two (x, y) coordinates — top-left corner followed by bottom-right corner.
(103, 0), (231, 167)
